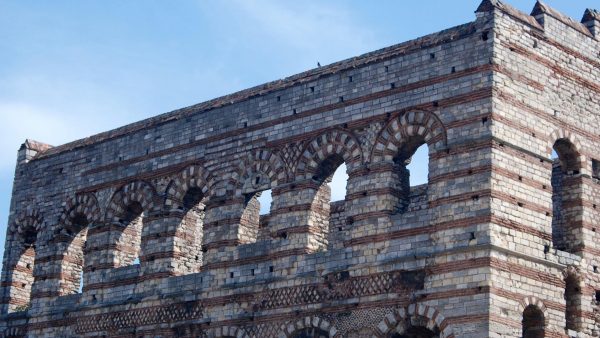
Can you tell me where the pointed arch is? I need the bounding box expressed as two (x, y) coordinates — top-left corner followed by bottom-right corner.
(371, 110), (447, 164)
(295, 128), (363, 181)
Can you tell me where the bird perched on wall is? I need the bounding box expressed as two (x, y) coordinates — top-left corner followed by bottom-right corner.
(317, 62), (321, 67)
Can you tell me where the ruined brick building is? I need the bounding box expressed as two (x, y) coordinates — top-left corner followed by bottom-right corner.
(1, 0), (600, 336)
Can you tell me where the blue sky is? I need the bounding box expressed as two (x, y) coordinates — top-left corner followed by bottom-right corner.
(0, 0), (596, 267)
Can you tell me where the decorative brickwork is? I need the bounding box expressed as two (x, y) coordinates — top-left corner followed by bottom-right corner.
(1, 1), (599, 337)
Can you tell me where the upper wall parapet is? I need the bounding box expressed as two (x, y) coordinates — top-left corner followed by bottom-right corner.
(477, 0), (600, 41)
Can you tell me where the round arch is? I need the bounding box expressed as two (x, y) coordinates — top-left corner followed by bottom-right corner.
(547, 129), (586, 174)
(105, 180), (159, 222)
(282, 316), (338, 338)
(165, 164), (216, 211)
(234, 148), (285, 196)
(205, 326), (250, 338)
(376, 304), (450, 337)
(295, 128), (363, 181)
(370, 110), (447, 164)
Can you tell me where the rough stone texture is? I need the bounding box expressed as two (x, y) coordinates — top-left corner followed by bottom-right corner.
(0, 1), (599, 337)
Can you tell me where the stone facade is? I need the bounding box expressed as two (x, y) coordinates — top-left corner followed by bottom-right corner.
(1, 1), (599, 337)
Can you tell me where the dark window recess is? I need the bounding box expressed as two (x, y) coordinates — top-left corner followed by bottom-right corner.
(348, 76), (353, 82)
(596, 290), (600, 302)
(430, 53), (435, 59)
(592, 159), (600, 179)
(482, 31), (489, 41)
(310, 86), (315, 93)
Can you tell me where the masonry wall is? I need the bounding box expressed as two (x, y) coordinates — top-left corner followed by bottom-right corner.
(485, 2), (600, 337)
(0, 1), (598, 337)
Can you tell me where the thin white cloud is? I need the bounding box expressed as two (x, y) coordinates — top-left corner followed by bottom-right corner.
(0, 103), (73, 169)
(227, 0), (379, 64)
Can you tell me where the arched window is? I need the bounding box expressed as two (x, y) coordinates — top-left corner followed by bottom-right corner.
(393, 138), (428, 213)
(565, 273), (580, 331)
(387, 316), (440, 338)
(180, 186), (207, 268)
(245, 188), (272, 242)
(6, 223), (37, 312)
(311, 154), (347, 248)
(551, 138), (580, 251)
(389, 326), (438, 338)
(522, 305), (545, 338)
(114, 201), (144, 267)
(290, 327), (330, 338)
(60, 214), (89, 295)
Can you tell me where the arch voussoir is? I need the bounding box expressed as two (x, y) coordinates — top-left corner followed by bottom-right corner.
(371, 110), (447, 164)
(165, 164), (215, 211)
(295, 129), (363, 181)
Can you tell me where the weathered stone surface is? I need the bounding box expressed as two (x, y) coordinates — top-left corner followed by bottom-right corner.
(1, 1), (599, 337)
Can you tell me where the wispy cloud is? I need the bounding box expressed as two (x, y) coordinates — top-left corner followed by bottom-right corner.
(233, 0), (376, 52)
(0, 103), (70, 169)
